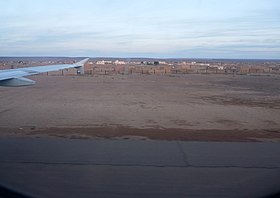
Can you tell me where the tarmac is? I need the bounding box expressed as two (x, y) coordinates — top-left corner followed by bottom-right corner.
(0, 137), (280, 197)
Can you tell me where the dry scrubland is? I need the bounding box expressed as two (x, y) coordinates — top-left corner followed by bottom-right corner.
(0, 74), (279, 141)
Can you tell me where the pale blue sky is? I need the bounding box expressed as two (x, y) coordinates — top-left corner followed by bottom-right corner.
(0, 0), (279, 58)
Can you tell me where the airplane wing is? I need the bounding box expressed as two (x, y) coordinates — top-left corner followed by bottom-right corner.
(0, 58), (89, 87)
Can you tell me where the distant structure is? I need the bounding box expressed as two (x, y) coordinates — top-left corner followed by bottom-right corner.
(114, 60), (126, 65)
(96, 60), (113, 65)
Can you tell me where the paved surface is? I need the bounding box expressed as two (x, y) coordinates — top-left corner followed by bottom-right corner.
(0, 138), (280, 197)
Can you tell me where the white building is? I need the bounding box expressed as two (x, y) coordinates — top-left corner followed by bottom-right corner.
(96, 60), (113, 65)
(114, 60), (126, 65)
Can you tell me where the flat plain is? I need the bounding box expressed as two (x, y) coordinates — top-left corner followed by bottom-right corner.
(0, 74), (279, 141)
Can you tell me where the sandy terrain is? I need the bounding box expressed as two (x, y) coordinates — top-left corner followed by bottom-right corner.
(0, 74), (279, 141)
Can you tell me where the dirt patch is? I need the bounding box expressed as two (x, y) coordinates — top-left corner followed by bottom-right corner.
(0, 74), (279, 140)
(202, 95), (280, 109)
(1, 126), (280, 142)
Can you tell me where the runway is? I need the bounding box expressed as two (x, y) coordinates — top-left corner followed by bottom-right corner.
(0, 138), (280, 197)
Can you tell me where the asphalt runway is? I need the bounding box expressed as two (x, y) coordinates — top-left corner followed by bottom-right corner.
(0, 138), (280, 197)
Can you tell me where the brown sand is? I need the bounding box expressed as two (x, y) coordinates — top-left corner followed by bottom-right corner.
(0, 74), (279, 141)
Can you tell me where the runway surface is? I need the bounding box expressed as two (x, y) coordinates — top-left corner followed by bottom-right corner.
(0, 138), (280, 197)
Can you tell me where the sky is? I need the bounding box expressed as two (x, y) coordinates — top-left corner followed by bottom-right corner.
(0, 0), (279, 59)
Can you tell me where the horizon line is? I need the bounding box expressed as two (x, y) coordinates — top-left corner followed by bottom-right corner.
(0, 56), (280, 61)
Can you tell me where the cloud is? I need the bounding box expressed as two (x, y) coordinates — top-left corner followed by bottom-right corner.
(0, 0), (279, 58)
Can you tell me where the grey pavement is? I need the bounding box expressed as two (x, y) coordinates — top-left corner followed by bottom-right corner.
(0, 138), (280, 197)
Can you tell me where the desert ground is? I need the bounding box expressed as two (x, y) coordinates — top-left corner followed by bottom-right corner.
(0, 74), (279, 141)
